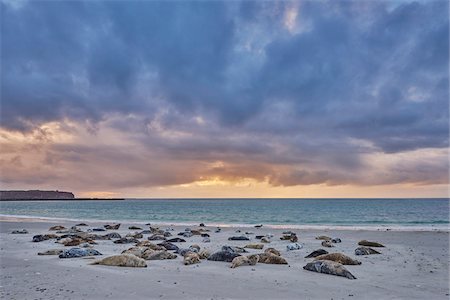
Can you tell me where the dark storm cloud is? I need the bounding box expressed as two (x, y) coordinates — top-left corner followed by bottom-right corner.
(1, 0), (448, 189)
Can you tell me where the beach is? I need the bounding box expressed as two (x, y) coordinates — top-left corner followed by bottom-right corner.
(0, 216), (448, 300)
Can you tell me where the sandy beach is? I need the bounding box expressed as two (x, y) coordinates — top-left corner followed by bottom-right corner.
(0, 216), (448, 300)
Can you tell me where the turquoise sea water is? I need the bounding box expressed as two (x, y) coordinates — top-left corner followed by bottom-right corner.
(0, 198), (448, 229)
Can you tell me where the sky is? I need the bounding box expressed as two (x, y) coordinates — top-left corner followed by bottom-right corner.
(0, 0), (449, 198)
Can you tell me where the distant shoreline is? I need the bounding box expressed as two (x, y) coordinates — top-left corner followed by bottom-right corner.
(0, 198), (125, 201)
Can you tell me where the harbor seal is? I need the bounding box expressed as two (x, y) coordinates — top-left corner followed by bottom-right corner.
(315, 236), (332, 241)
(167, 238), (186, 243)
(303, 260), (356, 279)
(207, 251), (241, 262)
(126, 232), (143, 239)
(314, 253), (361, 265)
(331, 238), (342, 243)
(142, 249), (177, 260)
(49, 225), (66, 231)
(11, 229), (28, 234)
(104, 232), (121, 239)
(158, 242), (179, 251)
(355, 247), (381, 255)
(184, 252), (201, 265)
(254, 224), (263, 228)
(104, 224), (121, 230)
(222, 246), (248, 253)
(128, 226), (142, 230)
(228, 236), (250, 241)
(264, 248), (281, 256)
(148, 234), (166, 241)
(113, 237), (139, 244)
(244, 243), (264, 250)
(261, 237), (271, 243)
(230, 254), (259, 268)
(286, 243), (302, 251)
(75, 223), (88, 226)
(122, 246), (146, 258)
(202, 237), (211, 243)
(91, 254), (147, 267)
(321, 241), (334, 248)
(257, 253), (288, 265)
(358, 240), (385, 247)
(59, 248), (102, 258)
(305, 249), (329, 258)
(32, 234), (58, 242)
(198, 249), (210, 259)
(38, 249), (63, 255)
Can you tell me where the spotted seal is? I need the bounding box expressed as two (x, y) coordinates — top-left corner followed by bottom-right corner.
(355, 247), (381, 255)
(303, 260), (356, 279)
(207, 251), (241, 262)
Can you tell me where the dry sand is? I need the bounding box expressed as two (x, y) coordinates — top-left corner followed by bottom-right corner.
(0, 216), (448, 300)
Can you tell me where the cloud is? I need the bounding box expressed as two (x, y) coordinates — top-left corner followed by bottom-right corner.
(0, 0), (448, 193)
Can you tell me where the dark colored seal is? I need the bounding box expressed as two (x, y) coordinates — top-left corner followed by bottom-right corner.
(305, 249), (329, 258)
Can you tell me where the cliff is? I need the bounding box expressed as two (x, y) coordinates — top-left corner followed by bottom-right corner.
(0, 190), (75, 200)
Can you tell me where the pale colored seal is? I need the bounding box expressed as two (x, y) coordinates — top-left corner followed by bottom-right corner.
(49, 225), (66, 231)
(230, 254), (259, 268)
(358, 240), (385, 247)
(91, 254), (147, 267)
(286, 243), (302, 251)
(244, 243), (264, 250)
(104, 224), (120, 230)
(264, 248), (281, 256)
(303, 260), (356, 279)
(321, 240), (334, 248)
(314, 253), (361, 265)
(142, 249), (177, 260)
(38, 249), (63, 255)
(198, 249), (210, 259)
(257, 253), (288, 265)
(184, 252), (201, 265)
(355, 247), (381, 255)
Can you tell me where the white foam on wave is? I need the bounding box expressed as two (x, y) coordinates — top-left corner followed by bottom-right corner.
(0, 214), (448, 232)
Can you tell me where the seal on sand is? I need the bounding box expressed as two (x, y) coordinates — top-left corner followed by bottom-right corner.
(230, 254), (259, 268)
(244, 243), (264, 250)
(321, 241), (334, 248)
(207, 251), (241, 262)
(264, 248), (281, 256)
(303, 260), (356, 279)
(91, 254), (147, 267)
(305, 249), (328, 258)
(104, 224), (121, 230)
(358, 240), (385, 247)
(286, 243), (302, 251)
(184, 252), (201, 265)
(257, 253), (288, 265)
(315, 236), (331, 241)
(314, 253), (361, 265)
(38, 249), (63, 255)
(355, 247), (381, 255)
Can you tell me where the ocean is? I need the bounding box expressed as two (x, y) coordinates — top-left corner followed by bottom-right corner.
(1, 198), (449, 230)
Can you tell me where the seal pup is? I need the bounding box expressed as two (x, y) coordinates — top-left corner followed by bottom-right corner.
(32, 234), (58, 242)
(355, 247), (381, 255)
(244, 244), (264, 250)
(208, 251), (241, 262)
(331, 238), (341, 243)
(38, 249), (63, 255)
(230, 254), (259, 268)
(104, 224), (120, 230)
(75, 223), (88, 227)
(314, 253), (361, 265)
(135, 241), (165, 250)
(91, 254), (147, 267)
(264, 248), (281, 256)
(113, 237), (139, 244)
(104, 232), (121, 239)
(286, 243), (302, 251)
(148, 234), (166, 241)
(321, 241), (334, 248)
(303, 260), (356, 279)
(126, 232), (143, 239)
(257, 253), (288, 265)
(315, 236), (332, 241)
(305, 249), (328, 258)
(184, 252), (201, 265)
(122, 247), (146, 258)
(358, 240), (385, 247)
